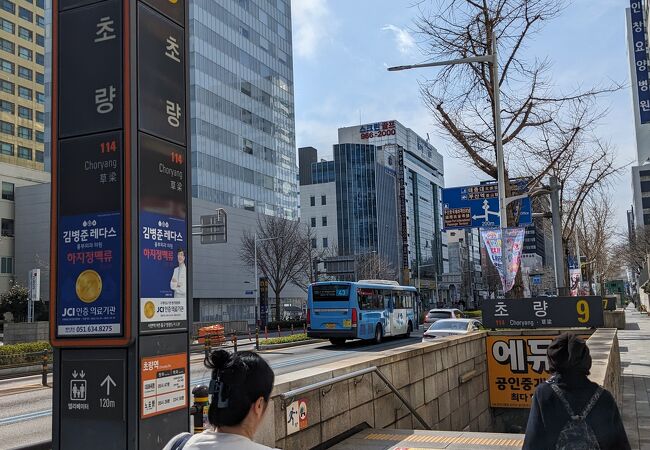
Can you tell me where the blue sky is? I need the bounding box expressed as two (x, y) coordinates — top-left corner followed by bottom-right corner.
(290, 0), (635, 230)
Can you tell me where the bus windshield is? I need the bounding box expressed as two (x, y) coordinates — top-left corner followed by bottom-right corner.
(312, 284), (350, 301)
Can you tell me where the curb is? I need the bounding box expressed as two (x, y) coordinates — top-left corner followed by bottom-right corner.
(258, 339), (324, 351)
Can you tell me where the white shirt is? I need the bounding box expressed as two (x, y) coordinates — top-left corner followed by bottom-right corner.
(170, 264), (186, 297)
(162, 430), (279, 450)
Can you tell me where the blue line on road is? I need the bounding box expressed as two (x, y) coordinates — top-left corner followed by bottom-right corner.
(0, 409), (51, 426)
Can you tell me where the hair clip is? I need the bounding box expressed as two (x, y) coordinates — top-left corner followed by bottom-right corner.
(208, 378), (229, 408)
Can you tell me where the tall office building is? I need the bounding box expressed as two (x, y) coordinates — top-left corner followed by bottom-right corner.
(0, 0), (49, 294)
(338, 121), (447, 299)
(190, 0), (297, 218)
(0, 0), (46, 169)
(300, 121), (447, 302)
(189, 0), (301, 322)
(627, 1), (650, 228)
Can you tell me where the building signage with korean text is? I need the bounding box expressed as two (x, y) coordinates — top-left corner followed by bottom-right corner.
(140, 353), (187, 419)
(481, 296), (604, 329)
(359, 121), (396, 140)
(442, 182), (532, 230)
(630, 1), (650, 124)
(487, 335), (552, 408)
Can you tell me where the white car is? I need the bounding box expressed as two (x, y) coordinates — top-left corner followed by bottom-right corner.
(424, 308), (464, 325)
(422, 319), (484, 341)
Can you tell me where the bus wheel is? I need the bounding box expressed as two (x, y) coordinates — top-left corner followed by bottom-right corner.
(373, 325), (383, 345)
(405, 321), (413, 338)
(329, 338), (345, 346)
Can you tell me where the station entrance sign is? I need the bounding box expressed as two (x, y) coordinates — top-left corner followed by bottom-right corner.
(51, 0), (190, 448)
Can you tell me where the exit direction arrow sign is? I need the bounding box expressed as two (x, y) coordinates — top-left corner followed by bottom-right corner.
(101, 375), (117, 396)
(61, 358), (125, 421)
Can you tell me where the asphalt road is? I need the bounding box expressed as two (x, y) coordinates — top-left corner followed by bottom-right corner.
(0, 331), (423, 450)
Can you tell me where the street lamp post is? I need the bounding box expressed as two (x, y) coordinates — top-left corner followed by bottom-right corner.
(254, 234), (282, 349)
(388, 34), (507, 226)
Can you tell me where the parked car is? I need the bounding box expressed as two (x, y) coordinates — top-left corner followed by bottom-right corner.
(422, 319), (484, 341)
(424, 308), (463, 325)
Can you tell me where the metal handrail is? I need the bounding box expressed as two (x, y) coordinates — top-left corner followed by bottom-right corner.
(280, 366), (431, 430)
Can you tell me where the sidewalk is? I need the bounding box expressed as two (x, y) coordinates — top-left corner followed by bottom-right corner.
(620, 307), (650, 450)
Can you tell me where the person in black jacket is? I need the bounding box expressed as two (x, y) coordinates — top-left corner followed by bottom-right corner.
(523, 333), (630, 450)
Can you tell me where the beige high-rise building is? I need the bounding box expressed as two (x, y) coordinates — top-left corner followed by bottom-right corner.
(0, 0), (46, 170)
(0, 0), (49, 294)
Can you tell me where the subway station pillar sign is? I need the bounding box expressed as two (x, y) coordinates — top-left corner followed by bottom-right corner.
(52, 0), (189, 448)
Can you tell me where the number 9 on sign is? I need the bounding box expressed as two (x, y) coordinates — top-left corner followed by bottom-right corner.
(576, 299), (590, 323)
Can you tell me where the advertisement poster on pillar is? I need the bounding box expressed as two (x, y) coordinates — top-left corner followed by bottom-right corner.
(139, 133), (187, 334)
(56, 132), (124, 337)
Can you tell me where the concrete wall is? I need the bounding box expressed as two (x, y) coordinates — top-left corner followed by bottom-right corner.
(255, 332), (492, 449)
(252, 328), (622, 449)
(604, 310), (626, 330)
(3, 321), (49, 344)
(586, 328), (621, 408)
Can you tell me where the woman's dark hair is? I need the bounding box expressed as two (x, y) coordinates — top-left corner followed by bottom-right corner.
(205, 350), (274, 427)
(547, 333), (592, 376)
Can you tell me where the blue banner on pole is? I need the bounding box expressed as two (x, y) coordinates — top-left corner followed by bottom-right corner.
(56, 212), (122, 336)
(630, 1), (650, 124)
(442, 183), (532, 229)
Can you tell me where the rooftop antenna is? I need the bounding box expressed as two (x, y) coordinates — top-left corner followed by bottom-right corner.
(426, 133), (430, 143)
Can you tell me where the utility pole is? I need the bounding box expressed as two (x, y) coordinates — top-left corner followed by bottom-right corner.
(549, 176), (566, 294)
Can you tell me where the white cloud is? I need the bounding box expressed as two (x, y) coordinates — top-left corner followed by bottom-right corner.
(382, 24), (415, 54)
(291, 0), (332, 59)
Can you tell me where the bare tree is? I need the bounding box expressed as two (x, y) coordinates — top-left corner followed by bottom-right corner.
(413, 0), (623, 295)
(355, 252), (398, 281)
(290, 225), (329, 292)
(575, 191), (618, 294)
(240, 215), (312, 321)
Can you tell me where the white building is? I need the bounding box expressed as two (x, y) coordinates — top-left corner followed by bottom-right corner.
(1, 163), (49, 293)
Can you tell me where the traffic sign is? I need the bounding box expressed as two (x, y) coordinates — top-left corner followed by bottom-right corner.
(442, 182), (532, 229)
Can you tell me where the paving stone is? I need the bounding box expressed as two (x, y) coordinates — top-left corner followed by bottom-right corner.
(619, 308), (650, 449)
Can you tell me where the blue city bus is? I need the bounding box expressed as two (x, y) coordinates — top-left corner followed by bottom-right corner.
(307, 280), (418, 345)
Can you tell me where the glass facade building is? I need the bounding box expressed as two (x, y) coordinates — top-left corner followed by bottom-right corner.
(333, 143), (399, 270)
(190, 0), (298, 218)
(337, 121), (447, 289)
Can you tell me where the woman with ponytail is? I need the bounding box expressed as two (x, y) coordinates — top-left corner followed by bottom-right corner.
(164, 350), (277, 450)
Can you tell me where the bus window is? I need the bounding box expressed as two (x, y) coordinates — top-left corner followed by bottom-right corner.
(312, 284), (350, 301)
(383, 291), (393, 310)
(358, 289), (382, 310)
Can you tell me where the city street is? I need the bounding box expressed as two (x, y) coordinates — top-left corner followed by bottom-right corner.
(0, 332), (423, 449)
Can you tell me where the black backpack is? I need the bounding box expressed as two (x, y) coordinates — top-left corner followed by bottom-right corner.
(550, 383), (603, 450)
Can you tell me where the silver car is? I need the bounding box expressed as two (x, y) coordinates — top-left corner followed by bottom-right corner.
(422, 319), (484, 341)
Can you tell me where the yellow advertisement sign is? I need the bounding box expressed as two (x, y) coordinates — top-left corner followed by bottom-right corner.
(486, 335), (554, 408)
